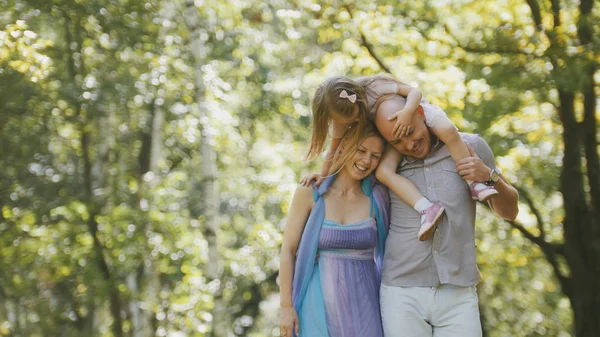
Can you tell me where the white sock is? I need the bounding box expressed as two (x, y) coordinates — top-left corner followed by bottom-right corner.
(414, 197), (432, 212)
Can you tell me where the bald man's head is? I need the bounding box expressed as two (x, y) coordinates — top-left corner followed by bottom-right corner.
(373, 96), (407, 140)
(375, 95), (407, 119)
(373, 95), (432, 158)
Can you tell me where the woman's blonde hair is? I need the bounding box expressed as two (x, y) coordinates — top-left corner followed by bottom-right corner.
(306, 76), (369, 162)
(328, 122), (384, 176)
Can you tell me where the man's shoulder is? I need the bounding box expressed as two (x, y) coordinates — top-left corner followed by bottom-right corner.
(459, 132), (495, 166)
(459, 132), (485, 145)
(426, 132), (489, 161)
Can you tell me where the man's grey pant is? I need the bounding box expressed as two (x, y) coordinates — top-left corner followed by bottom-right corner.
(380, 283), (482, 337)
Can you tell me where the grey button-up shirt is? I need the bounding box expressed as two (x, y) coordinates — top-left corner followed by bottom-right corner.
(382, 133), (496, 287)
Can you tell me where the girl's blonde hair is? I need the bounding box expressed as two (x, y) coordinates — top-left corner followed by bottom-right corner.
(356, 74), (404, 120)
(328, 122), (384, 176)
(306, 76), (369, 163)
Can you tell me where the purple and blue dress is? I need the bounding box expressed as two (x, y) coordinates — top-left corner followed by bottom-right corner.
(292, 175), (389, 337)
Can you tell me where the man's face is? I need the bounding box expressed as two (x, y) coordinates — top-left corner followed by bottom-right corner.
(375, 99), (433, 159)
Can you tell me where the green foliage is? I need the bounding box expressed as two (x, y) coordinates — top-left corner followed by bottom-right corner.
(1, 0), (598, 336)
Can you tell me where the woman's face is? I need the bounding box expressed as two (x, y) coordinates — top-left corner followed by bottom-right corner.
(344, 135), (385, 180)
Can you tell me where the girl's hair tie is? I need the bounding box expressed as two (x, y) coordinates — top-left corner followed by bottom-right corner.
(339, 90), (357, 103)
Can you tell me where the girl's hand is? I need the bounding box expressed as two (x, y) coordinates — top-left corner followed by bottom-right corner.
(388, 108), (415, 139)
(300, 173), (324, 187)
(280, 306), (299, 337)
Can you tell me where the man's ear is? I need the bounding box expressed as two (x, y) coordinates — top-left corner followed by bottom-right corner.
(414, 105), (425, 121)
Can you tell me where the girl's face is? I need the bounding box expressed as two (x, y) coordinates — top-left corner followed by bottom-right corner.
(331, 105), (360, 124)
(344, 136), (384, 180)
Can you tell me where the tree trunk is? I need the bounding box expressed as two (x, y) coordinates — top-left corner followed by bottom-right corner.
(82, 130), (124, 337)
(518, 0), (600, 334)
(83, 303), (96, 337)
(183, 1), (228, 336)
(63, 13), (124, 337)
(134, 100), (164, 337)
(556, 0), (600, 332)
(557, 86), (600, 337)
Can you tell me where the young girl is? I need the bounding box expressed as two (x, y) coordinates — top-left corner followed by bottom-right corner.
(302, 74), (498, 241)
(305, 76), (370, 180)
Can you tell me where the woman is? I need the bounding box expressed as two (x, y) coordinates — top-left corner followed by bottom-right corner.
(279, 123), (389, 337)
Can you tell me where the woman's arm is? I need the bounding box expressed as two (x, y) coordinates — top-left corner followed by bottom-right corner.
(279, 184), (314, 337)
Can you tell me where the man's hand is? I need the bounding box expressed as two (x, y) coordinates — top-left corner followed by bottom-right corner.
(388, 108), (415, 139)
(455, 145), (491, 182)
(300, 172), (324, 187)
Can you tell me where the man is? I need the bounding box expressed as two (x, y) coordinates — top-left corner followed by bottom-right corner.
(373, 95), (519, 337)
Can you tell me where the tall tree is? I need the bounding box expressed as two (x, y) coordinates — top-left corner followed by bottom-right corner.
(183, 1), (228, 336)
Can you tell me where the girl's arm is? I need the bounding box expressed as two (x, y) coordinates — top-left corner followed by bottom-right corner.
(395, 83), (423, 116)
(375, 146), (424, 207)
(301, 123), (346, 187)
(390, 83), (423, 139)
(279, 185), (314, 337)
(321, 137), (342, 176)
(318, 121), (351, 180)
(372, 81), (423, 139)
(298, 137), (341, 187)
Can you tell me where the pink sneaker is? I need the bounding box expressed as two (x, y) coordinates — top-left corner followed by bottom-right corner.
(418, 203), (445, 241)
(470, 182), (499, 201)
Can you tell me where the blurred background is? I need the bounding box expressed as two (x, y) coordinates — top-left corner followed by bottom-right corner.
(1, 0), (598, 336)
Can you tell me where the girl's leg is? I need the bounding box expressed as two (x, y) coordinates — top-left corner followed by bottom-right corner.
(376, 146), (445, 241)
(431, 119), (470, 162)
(432, 120), (498, 201)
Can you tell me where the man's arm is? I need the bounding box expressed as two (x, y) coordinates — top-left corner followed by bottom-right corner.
(455, 135), (519, 221)
(487, 174), (519, 220)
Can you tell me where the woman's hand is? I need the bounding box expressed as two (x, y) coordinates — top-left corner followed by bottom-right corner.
(388, 108), (415, 139)
(300, 172), (324, 187)
(279, 306), (299, 337)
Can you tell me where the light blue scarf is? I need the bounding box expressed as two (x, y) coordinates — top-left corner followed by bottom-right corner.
(291, 173), (390, 325)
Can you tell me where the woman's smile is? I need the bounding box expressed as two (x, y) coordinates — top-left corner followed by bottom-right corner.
(354, 163), (369, 171)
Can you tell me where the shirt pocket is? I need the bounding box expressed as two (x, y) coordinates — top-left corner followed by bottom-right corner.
(440, 160), (469, 191)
